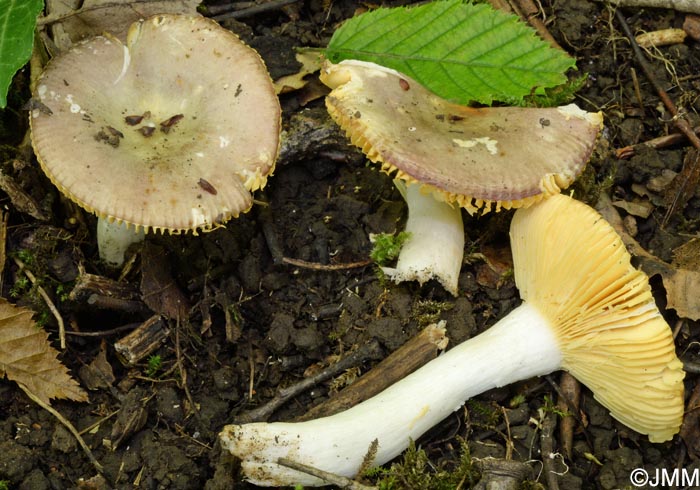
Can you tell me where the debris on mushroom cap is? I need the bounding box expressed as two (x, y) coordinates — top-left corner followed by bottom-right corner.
(320, 60), (603, 214)
(510, 194), (685, 442)
(30, 14), (281, 234)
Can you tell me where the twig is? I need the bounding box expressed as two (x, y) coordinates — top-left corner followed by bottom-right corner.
(14, 257), (65, 349)
(282, 256), (373, 270)
(78, 409), (119, 436)
(18, 382), (104, 475)
(277, 457), (377, 489)
(211, 0), (300, 21)
(256, 194), (285, 265)
(299, 322), (448, 420)
(606, 0), (700, 14)
(65, 323), (138, 337)
(235, 339), (384, 423)
(615, 125), (700, 158)
(615, 9), (700, 225)
(540, 413), (561, 490)
(544, 375), (593, 452)
(0, 211), (7, 292)
(487, 0), (562, 49)
(37, 0), (165, 26)
(555, 372), (580, 460)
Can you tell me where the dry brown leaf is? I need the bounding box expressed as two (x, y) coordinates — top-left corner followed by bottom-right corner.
(680, 381), (700, 459)
(274, 51), (323, 94)
(140, 243), (190, 320)
(611, 199), (654, 218)
(673, 237), (700, 270)
(46, 0), (201, 45)
(0, 299), (88, 404)
(78, 339), (115, 390)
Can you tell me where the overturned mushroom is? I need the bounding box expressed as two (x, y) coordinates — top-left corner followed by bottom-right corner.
(30, 14), (280, 265)
(320, 60), (602, 295)
(220, 193), (684, 487)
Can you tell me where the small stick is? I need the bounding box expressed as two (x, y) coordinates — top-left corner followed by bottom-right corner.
(256, 195), (285, 265)
(235, 339), (384, 423)
(299, 322), (448, 420)
(18, 382), (104, 474)
(113, 316), (169, 365)
(615, 126), (700, 159)
(606, 0), (700, 14)
(78, 409), (119, 436)
(283, 256), (372, 270)
(14, 257), (65, 349)
(556, 372), (581, 460)
(545, 375), (593, 452)
(486, 0), (562, 50)
(212, 0), (300, 20)
(540, 413), (561, 490)
(630, 67), (644, 113)
(0, 211), (7, 291)
(277, 457), (377, 489)
(37, 0), (168, 26)
(615, 10), (700, 225)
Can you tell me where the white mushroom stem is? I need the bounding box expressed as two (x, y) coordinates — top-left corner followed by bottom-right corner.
(97, 218), (145, 267)
(381, 182), (464, 296)
(220, 302), (560, 487)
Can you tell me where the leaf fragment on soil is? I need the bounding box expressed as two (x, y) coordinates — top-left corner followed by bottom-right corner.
(0, 0), (43, 108)
(325, 0), (575, 105)
(0, 298), (88, 404)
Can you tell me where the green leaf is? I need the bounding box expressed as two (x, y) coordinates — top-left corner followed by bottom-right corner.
(0, 0), (43, 108)
(325, 0), (575, 105)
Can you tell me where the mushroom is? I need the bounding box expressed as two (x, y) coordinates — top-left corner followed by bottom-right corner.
(219, 193), (685, 487)
(30, 14), (281, 266)
(320, 60), (603, 295)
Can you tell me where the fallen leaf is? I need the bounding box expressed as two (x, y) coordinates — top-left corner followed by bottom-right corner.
(140, 243), (190, 320)
(0, 298), (87, 404)
(78, 340), (115, 390)
(45, 0), (201, 44)
(680, 382), (700, 459)
(673, 237), (700, 270)
(274, 50), (323, 94)
(473, 244), (513, 289)
(612, 199), (654, 218)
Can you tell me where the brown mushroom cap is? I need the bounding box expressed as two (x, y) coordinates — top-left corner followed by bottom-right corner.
(320, 60), (602, 214)
(511, 194), (685, 442)
(30, 14), (280, 233)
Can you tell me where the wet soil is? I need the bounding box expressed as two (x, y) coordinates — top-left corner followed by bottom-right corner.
(1, 0), (699, 489)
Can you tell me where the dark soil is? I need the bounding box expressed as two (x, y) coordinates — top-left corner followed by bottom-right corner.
(1, 0), (699, 489)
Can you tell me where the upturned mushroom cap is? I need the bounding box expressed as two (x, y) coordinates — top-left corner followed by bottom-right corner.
(510, 194), (685, 442)
(320, 60), (603, 214)
(30, 14), (280, 233)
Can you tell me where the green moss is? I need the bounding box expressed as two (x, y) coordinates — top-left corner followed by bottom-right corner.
(411, 299), (454, 327)
(146, 354), (163, 378)
(370, 232), (411, 266)
(368, 439), (479, 490)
